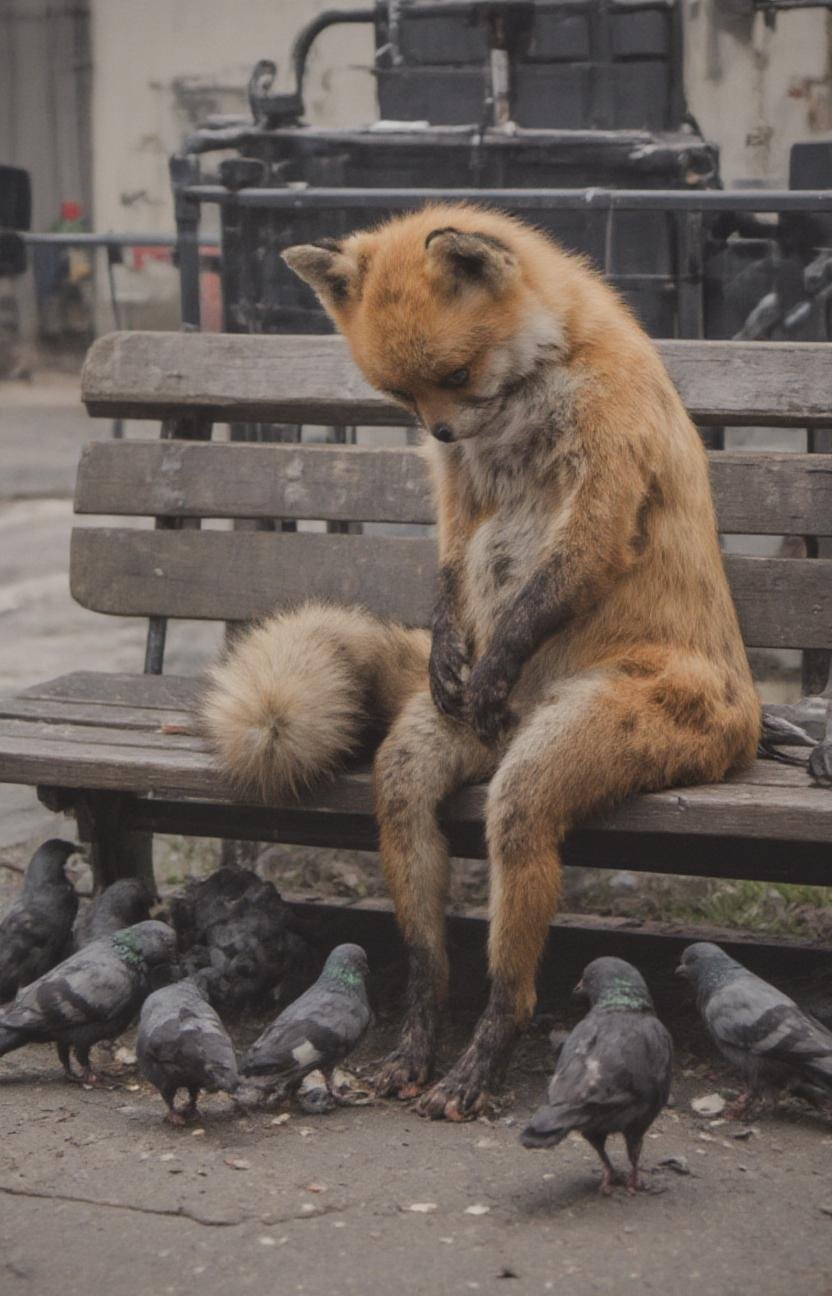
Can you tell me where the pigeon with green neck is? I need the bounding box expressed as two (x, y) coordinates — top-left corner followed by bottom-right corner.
(240, 944), (371, 1110)
(0, 920), (178, 1085)
(678, 941), (832, 1117)
(522, 957), (673, 1194)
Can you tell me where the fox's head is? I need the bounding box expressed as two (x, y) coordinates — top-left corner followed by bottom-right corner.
(282, 205), (572, 444)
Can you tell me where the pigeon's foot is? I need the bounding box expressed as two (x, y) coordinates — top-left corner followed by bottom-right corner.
(724, 1091), (753, 1121)
(80, 1068), (119, 1090)
(626, 1168), (647, 1195)
(599, 1163), (625, 1196)
(164, 1107), (188, 1128)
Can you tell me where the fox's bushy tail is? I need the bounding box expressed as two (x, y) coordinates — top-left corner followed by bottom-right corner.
(201, 602), (429, 801)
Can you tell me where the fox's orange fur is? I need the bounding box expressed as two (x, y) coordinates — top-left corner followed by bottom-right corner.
(204, 204), (760, 1121)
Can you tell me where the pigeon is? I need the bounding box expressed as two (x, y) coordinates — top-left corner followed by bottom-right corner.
(0, 840), (79, 1003)
(180, 874), (313, 1010)
(136, 973), (239, 1125)
(73, 878), (155, 949)
(0, 920), (178, 1084)
(677, 941), (832, 1114)
(521, 957), (673, 1194)
(240, 943), (371, 1108)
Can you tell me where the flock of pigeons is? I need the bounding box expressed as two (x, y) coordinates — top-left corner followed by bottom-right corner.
(1, 838), (831, 1195)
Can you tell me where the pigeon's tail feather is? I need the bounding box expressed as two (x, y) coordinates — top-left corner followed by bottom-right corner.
(520, 1104), (574, 1150)
(201, 601), (428, 801)
(0, 1024), (23, 1057)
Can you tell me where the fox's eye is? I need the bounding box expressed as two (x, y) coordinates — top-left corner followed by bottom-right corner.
(444, 367), (469, 388)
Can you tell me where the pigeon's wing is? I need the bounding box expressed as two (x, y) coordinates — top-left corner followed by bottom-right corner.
(708, 975), (832, 1069)
(546, 1012), (671, 1128)
(0, 946), (135, 1035)
(0, 902), (68, 993)
(243, 988), (369, 1080)
(141, 999), (238, 1090)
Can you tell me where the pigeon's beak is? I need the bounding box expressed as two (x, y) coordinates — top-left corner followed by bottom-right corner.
(674, 963), (687, 977)
(571, 979), (585, 998)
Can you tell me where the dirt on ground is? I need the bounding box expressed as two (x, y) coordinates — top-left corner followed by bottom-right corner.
(2, 931), (832, 1296)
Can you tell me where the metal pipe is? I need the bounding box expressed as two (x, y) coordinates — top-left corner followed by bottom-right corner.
(17, 231), (214, 247)
(182, 186), (832, 212)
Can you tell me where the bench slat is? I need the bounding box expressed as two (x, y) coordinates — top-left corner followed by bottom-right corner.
(69, 528), (832, 650)
(74, 441), (832, 536)
(1, 673), (816, 791)
(1, 730), (829, 845)
(81, 332), (832, 427)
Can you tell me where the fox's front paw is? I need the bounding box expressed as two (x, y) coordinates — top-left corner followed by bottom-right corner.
(467, 654), (517, 744)
(429, 626), (470, 721)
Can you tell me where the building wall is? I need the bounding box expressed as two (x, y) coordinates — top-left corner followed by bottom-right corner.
(90, 0), (375, 236)
(685, 1), (832, 187)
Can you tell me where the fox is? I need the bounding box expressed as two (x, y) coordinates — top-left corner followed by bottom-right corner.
(202, 203), (760, 1122)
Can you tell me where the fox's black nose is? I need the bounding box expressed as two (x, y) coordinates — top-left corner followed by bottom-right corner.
(432, 422), (454, 443)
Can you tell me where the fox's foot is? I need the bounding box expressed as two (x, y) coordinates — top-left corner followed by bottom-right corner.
(417, 1054), (491, 1122)
(373, 1034), (434, 1101)
(418, 988), (518, 1121)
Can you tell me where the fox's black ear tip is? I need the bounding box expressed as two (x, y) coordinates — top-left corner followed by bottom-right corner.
(425, 226), (460, 249)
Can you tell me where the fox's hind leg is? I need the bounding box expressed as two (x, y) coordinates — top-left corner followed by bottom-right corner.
(419, 655), (755, 1121)
(373, 692), (497, 1098)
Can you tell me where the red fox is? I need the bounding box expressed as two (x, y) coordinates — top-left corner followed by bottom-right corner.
(203, 204), (760, 1122)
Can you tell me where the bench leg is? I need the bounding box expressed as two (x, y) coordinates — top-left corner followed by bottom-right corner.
(74, 792), (155, 892)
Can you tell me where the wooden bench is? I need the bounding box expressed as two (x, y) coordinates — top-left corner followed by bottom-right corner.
(1, 331), (831, 892)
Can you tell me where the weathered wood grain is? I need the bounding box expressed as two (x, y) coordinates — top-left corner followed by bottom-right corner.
(0, 726), (829, 844)
(20, 671), (205, 709)
(81, 332), (832, 427)
(123, 796), (831, 883)
(74, 441), (832, 536)
(69, 527), (832, 649)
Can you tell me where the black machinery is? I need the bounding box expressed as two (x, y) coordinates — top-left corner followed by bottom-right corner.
(175, 0), (831, 346)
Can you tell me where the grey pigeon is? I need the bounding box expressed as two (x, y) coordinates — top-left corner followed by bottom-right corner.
(240, 944), (371, 1107)
(137, 973), (239, 1125)
(73, 878), (155, 949)
(0, 920), (178, 1084)
(0, 840), (79, 1003)
(677, 941), (832, 1114)
(521, 957), (673, 1194)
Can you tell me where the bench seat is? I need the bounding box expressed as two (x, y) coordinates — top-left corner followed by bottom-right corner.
(2, 671), (829, 886)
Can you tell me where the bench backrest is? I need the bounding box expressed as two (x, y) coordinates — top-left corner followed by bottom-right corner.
(75, 332), (832, 652)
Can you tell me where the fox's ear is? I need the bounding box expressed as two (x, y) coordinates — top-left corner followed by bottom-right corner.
(425, 226), (518, 293)
(282, 239), (365, 311)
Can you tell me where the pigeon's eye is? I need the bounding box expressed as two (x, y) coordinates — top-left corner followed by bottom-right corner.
(443, 366), (469, 388)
